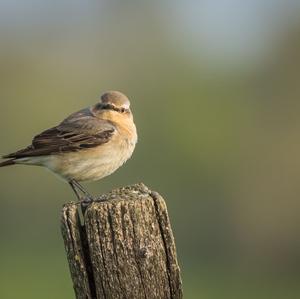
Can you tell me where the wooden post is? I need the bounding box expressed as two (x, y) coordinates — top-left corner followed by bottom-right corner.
(61, 183), (183, 299)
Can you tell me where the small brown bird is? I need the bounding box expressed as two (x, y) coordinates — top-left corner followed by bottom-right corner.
(0, 91), (137, 202)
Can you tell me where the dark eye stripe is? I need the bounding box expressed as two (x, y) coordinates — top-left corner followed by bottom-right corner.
(97, 103), (128, 113)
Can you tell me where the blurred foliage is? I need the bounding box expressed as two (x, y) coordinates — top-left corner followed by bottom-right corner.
(0, 1), (300, 298)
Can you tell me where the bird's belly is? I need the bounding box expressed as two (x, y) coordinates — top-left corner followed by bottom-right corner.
(61, 158), (122, 181)
(45, 139), (135, 182)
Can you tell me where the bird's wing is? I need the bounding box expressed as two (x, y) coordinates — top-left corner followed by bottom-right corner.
(4, 109), (116, 158)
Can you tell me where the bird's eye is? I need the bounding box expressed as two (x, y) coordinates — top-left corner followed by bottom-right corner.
(120, 108), (126, 113)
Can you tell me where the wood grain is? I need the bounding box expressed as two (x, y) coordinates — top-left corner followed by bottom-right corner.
(61, 183), (183, 299)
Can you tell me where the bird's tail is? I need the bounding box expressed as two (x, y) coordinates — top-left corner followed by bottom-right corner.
(0, 159), (15, 167)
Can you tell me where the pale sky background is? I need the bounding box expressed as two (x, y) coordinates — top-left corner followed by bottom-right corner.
(1, 0), (300, 67)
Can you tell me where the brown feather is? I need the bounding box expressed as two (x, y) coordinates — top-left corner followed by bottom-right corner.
(0, 159), (15, 167)
(3, 109), (116, 159)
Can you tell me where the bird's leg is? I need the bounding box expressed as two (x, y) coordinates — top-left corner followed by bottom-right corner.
(69, 181), (82, 201)
(69, 180), (94, 203)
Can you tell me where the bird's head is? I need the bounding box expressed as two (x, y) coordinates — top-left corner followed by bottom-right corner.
(92, 91), (132, 120)
(92, 91), (132, 123)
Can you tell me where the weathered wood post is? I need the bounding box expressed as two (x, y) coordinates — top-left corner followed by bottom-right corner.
(61, 183), (183, 299)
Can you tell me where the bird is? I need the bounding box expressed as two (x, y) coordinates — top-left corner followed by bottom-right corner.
(0, 91), (137, 203)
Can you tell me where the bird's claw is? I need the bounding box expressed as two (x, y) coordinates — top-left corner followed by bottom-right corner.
(79, 196), (94, 209)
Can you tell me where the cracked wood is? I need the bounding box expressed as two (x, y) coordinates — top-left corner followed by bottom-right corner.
(61, 183), (183, 299)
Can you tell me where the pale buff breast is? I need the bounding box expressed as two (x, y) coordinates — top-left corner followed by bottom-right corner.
(44, 121), (137, 182)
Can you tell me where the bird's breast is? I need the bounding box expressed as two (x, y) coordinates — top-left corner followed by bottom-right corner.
(46, 123), (137, 182)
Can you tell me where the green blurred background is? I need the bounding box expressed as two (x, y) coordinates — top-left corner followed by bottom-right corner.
(1, 1), (300, 298)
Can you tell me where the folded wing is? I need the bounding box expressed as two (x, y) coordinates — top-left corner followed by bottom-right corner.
(3, 110), (115, 159)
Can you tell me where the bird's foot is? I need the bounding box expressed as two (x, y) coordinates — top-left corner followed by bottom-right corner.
(79, 195), (95, 209)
